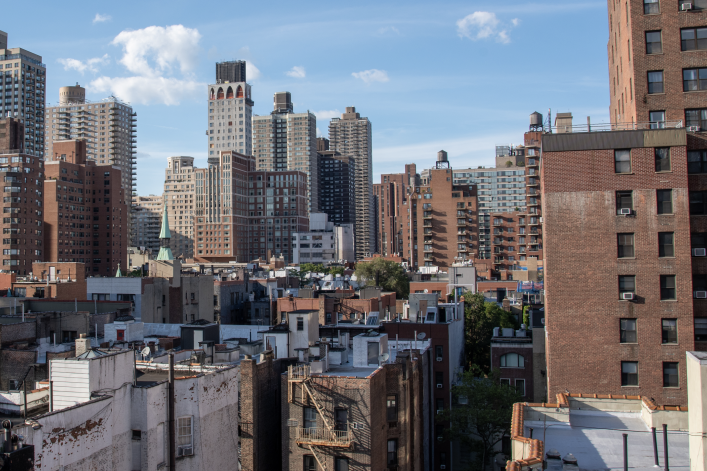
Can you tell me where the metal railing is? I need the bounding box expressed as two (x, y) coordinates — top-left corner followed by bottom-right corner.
(295, 427), (353, 447)
(551, 120), (683, 134)
(288, 364), (310, 381)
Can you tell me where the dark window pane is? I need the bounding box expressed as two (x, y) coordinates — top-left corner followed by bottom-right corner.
(622, 361), (639, 386)
(663, 362), (679, 388)
(648, 71), (664, 94)
(620, 318), (637, 343)
(386, 396), (397, 422)
(335, 458), (349, 471)
(660, 275), (676, 300)
(619, 275), (636, 294)
(304, 456), (316, 471)
(655, 148), (670, 171)
(683, 28), (697, 51)
(688, 151), (707, 173)
(659, 232), (674, 257)
(618, 233), (634, 258)
(646, 31), (663, 54)
(662, 319), (678, 344)
(690, 191), (707, 215)
(696, 318), (707, 341)
(650, 111), (666, 129)
(657, 189), (672, 214)
(617, 191), (633, 213)
(644, 0), (659, 14)
(698, 27), (707, 48)
(615, 149), (631, 173)
(694, 274), (707, 292)
(685, 69), (699, 91)
(693, 233), (707, 250)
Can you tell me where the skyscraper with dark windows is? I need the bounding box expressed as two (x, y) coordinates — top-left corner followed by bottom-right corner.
(216, 60), (246, 84)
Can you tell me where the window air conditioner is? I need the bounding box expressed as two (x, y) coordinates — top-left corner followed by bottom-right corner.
(682, 3), (694, 11)
(695, 291), (707, 299)
(619, 208), (632, 215)
(622, 292), (635, 301)
(688, 125), (701, 132)
(177, 445), (193, 457)
(436, 384), (443, 389)
(436, 357), (443, 362)
(694, 248), (707, 257)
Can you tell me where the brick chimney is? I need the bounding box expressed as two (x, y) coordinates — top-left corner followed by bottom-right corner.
(502, 298), (511, 312)
(75, 333), (91, 356)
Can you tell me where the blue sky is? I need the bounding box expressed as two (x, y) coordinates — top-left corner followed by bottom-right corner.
(5, 0), (609, 196)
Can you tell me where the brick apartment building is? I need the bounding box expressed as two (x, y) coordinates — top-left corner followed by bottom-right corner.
(542, 127), (701, 406)
(609, 0), (707, 127)
(0, 118), (45, 275)
(43, 140), (127, 276)
(374, 164), (417, 258)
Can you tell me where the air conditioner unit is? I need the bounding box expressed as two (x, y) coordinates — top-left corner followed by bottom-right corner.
(688, 125), (701, 132)
(694, 248), (707, 257)
(622, 292), (635, 301)
(177, 445), (193, 457)
(696, 291), (707, 299)
(619, 208), (632, 215)
(436, 384), (443, 389)
(682, 2), (694, 11)
(436, 357), (443, 362)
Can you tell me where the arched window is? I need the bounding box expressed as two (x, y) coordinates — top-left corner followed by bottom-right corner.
(217, 87), (224, 100)
(236, 85), (244, 98)
(209, 88), (215, 100)
(500, 353), (524, 368)
(226, 86), (234, 99)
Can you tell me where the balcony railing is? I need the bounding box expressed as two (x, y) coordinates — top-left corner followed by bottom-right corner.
(295, 427), (353, 448)
(288, 364), (310, 382)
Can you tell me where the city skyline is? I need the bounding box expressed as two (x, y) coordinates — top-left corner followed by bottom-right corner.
(2, 0), (610, 197)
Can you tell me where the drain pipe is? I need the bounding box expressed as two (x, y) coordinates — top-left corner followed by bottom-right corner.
(622, 433), (628, 471)
(168, 353), (176, 471)
(652, 427), (659, 467)
(663, 424), (669, 471)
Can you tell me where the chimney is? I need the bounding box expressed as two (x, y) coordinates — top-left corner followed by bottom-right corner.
(502, 297), (511, 312)
(75, 333), (91, 356)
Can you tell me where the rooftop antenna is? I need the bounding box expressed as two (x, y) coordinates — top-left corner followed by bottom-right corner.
(545, 108), (553, 134)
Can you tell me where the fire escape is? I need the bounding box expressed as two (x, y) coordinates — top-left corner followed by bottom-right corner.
(288, 365), (353, 470)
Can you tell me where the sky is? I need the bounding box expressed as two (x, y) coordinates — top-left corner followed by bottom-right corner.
(4, 0), (610, 196)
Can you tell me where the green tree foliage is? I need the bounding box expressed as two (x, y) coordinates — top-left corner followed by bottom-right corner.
(354, 258), (409, 298)
(464, 292), (518, 373)
(127, 268), (143, 278)
(329, 266), (345, 276)
(440, 370), (522, 471)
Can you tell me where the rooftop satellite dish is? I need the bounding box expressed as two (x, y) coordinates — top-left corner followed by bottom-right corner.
(140, 347), (151, 359)
(417, 332), (426, 340)
(378, 353), (389, 363)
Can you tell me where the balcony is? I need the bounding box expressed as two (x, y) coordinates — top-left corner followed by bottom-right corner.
(528, 200), (539, 206)
(457, 219), (467, 226)
(527, 178), (539, 187)
(528, 219), (539, 226)
(296, 427), (353, 448)
(526, 158), (538, 167)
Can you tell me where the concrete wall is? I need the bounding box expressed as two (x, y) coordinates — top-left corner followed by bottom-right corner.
(353, 333), (388, 367)
(287, 311), (317, 357)
(689, 351), (707, 471)
(140, 277), (170, 324)
(86, 277), (142, 320)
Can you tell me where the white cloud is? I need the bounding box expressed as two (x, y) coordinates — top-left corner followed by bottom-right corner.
(246, 61), (261, 80)
(93, 13), (111, 23)
(57, 54), (110, 74)
(316, 127), (322, 138)
(89, 76), (203, 106)
(377, 26), (401, 36)
(314, 109), (341, 120)
(456, 11), (518, 44)
(352, 69), (389, 84)
(111, 25), (201, 76)
(286, 66), (306, 79)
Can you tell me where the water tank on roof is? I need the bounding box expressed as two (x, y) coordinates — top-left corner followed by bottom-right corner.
(437, 150), (448, 162)
(530, 112), (543, 127)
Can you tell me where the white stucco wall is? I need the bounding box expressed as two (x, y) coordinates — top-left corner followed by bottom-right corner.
(353, 333), (388, 367)
(87, 277), (143, 320)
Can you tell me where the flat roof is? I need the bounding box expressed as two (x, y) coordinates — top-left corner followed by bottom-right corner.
(315, 363), (379, 378)
(528, 410), (688, 470)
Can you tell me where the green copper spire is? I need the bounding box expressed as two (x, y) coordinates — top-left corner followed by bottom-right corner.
(115, 263), (123, 277)
(156, 203), (174, 261)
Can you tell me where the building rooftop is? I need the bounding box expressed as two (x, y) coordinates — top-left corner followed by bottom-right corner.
(315, 363), (380, 378)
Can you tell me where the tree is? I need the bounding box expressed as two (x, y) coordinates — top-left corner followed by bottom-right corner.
(354, 258), (409, 298)
(440, 369), (522, 471)
(464, 292), (518, 373)
(299, 263), (326, 275)
(329, 266), (345, 276)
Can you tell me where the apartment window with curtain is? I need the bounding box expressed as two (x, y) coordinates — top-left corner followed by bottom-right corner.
(658, 232), (674, 257)
(387, 439), (398, 466)
(622, 361), (639, 386)
(617, 233), (634, 258)
(648, 71), (664, 93)
(614, 149), (632, 173)
(655, 148), (670, 171)
(644, 0), (659, 14)
(660, 275), (676, 300)
(646, 31), (663, 54)
(620, 318), (637, 343)
(663, 362), (679, 388)
(662, 319), (678, 344)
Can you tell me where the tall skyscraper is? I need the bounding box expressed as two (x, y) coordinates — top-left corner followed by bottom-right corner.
(317, 137), (355, 227)
(0, 30), (46, 158)
(44, 85), (137, 244)
(163, 156), (196, 258)
(216, 60), (246, 84)
(133, 195), (163, 254)
(208, 69), (253, 157)
(253, 92), (318, 213)
(329, 107), (372, 260)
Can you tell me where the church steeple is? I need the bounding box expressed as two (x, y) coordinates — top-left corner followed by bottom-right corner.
(156, 204), (174, 261)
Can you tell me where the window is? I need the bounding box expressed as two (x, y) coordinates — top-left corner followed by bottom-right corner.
(693, 232), (707, 251)
(335, 457), (349, 471)
(663, 362), (679, 388)
(615, 149), (632, 173)
(689, 151), (707, 173)
(620, 319), (637, 343)
(650, 110), (666, 129)
(621, 361), (639, 386)
(646, 31), (663, 54)
(655, 148), (671, 171)
(682, 27), (707, 52)
(644, 0), (659, 14)
(297, 317), (304, 331)
(617, 233), (635, 258)
(648, 71), (664, 93)
(657, 189), (673, 214)
(177, 416), (193, 448)
(386, 395), (398, 422)
(660, 275), (676, 300)
(662, 319), (678, 344)
(658, 232), (674, 257)
(687, 109), (707, 129)
(436, 398), (445, 414)
(500, 378), (511, 386)
(515, 379), (526, 397)
(304, 407), (316, 429)
(303, 456), (317, 471)
(681, 0), (707, 10)
(8, 380), (19, 390)
(691, 191), (707, 214)
(619, 275), (636, 297)
(684, 68), (707, 91)
(436, 371), (444, 387)
(435, 345), (443, 360)
(696, 318), (707, 341)
(694, 274), (707, 295)
(335, 408), (348, 431)
(617, 191), (633, 214)
(500, 353), (525, 368)
(387, 439), (398, 466)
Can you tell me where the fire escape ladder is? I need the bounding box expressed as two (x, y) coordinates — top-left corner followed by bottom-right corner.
(308, 444), (328, 471)
(302, 380), (332, 431)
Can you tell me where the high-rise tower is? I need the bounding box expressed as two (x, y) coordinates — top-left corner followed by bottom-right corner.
(329, 107), (373, 260)
(216, 60), (246, 84)
(208, 65), (253, 158)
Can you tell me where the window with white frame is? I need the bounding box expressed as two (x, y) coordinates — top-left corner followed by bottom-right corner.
(177, 416), (193, 448)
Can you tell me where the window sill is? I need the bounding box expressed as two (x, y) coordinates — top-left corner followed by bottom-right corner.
(648, 92), (666, 96)
(615, 172), (635, 175)
(659, 256), (676, 259)
(661, 343), (679, 346)
(618, 257), (636, 260)
(621, 385), (639, 388)
(661, 299), (678, 302)
(663, 386), (681, 389)
(620, 342), (638, 345)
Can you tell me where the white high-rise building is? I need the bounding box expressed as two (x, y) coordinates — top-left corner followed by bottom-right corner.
(207, 61), (253, 157)
(163, 156), (196, 258)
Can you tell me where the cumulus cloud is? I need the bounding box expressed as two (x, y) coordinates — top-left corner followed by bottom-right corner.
(111, 25), (201, 76)
(89, 76), (202, 106)
(246, 61), (261, 80)
(352, 69), (389, 84)
(93, 13), (111, 23)
(314, 110), (341, 120)
(286, 66), (306, 78)
(58, 54), (110, 74)
(456, 12), (518, 44)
